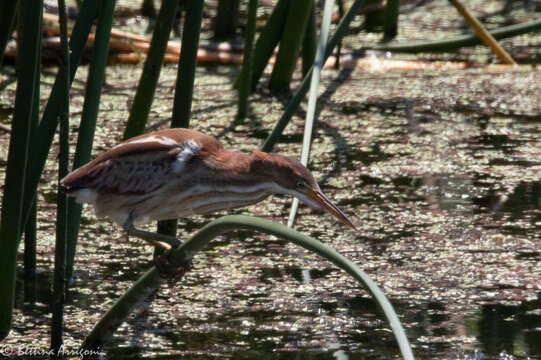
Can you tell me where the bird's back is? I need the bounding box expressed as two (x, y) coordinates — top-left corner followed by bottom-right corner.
(61, 128), (226, 223)
(61, 128), (220, 194)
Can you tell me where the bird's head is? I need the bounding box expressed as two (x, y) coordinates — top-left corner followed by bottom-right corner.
(251, 152), (356, 229)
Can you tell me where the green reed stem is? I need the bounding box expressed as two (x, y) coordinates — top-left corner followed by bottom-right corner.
(301, 3), (316, 77)
(214, 0), (240, 40)
(171, 0), (204, 128)
(65, 0), (117, 282)
(240, 0), (289, 91)
(123, 0), (180, 140)
(162, 0), (203, 238)
(20, 0), (99, 244)
(236, 0), (258, 120)
(288, 0), (334, 228)
(268, 0), (313, 93)
(51, 0), (70, 353)
(262, 0), (366, 152)
(0, 0), (43, 340)
(81, 215), (414, 359)
(24, 199), (37, 305)
(23, 20), (42, 306)
(374, 19), (541, 53)
(383, 0), (400, 41)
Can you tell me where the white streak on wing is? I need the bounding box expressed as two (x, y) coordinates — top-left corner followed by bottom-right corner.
(171, 140), (201, 174)
(114, 135), (179, 148)
(71, 188), (98, 204)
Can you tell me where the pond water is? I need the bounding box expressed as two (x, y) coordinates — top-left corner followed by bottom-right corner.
(1, 0), (541, 356)
(1, 60), (539, 359)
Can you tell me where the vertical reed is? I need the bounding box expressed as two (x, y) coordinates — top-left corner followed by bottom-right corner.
(20, 0), (99, 245)
(65, 0), (117, 281)
(244, 0), (290, 91)
(268, 0), (313, 92)
(51, 0), (70, 352)
(171, 0), (204, 128)
(123, 0), (180, 140)
(236, 0), (259, 120)
(383, 0), (400, 40)
(0, 0), (43, 340)
(262, 0), (366, 152)
(288, 0), (335, 227)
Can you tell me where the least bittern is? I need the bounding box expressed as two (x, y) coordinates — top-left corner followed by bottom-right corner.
(61, 128), (355, 273)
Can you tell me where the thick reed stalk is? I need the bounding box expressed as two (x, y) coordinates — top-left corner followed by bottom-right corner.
(123, 0), (180, 140)
(23, 24), (42, 305)
(335, 0), (345, 68)
(301, 4), (317, 77)
(65, 0), (117, 282)
(236, 0), (258, 120)
(24, 200), (37, 304)
(214, 0), (240, 40)
(0, 0), (43, 340)
(165, 1), (204, 236)
(171, 0), (204, 128)
(165, 0), (203, 237)
(268, 0), (313, 92)
(51, 0), (70, 353)
(383, 0), (399, 40)
(242, 0), (290, 91)
(20, 0), (99, 245)
(262, 0), (366, 152)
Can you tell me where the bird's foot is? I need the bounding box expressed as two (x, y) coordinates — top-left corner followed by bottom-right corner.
(154, 250), (191, 281)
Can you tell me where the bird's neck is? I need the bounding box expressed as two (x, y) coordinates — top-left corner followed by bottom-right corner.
(204, 150), (273, 189)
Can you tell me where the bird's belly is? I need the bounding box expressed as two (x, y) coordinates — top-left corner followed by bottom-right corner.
(92, 184), (272, 225)
(170, 188), (271, 219)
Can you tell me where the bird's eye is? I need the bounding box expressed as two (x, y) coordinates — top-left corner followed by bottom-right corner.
(296, 180), (305, 189)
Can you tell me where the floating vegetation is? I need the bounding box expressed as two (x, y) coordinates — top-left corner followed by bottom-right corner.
(0, 0), (540, 358)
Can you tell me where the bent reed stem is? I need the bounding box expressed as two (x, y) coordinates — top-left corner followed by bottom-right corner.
(82, 215), (414, 359)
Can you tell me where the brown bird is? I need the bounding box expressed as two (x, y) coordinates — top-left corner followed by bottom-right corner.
(61, 128), (355, 256)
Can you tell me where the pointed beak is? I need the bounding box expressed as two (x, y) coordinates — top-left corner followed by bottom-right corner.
(306, 187), (357, 230)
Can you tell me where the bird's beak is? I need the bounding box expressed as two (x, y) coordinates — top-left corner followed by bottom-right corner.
(305, 187), (357, 230)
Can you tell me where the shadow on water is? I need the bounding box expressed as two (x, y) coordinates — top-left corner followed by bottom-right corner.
(401, 295), (541, 358)
(464, 293), (541, 358)
(104, 281), (541, 359)
(17, 256), (541, 359)
(104, 294), (406, 359)
(474, 181), (541, 212)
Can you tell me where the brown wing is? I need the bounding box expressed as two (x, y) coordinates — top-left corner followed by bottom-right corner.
(61, 128), (222, 195)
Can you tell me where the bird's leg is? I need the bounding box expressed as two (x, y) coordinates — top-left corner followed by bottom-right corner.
(122, 214), (181, 250)
(123, 213), (188, 279)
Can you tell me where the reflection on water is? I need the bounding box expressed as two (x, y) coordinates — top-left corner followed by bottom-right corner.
(466, 294), (541, 358)
(474, 181), (541, 217)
